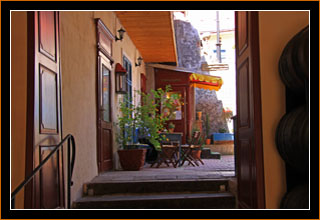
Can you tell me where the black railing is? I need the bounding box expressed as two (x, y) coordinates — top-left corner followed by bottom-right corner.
(11, 134), (76, 209)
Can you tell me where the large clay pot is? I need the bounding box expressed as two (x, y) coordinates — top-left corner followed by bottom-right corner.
(118, 149), (147, 171)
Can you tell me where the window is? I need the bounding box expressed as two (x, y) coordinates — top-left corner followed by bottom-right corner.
(123, 56), (132, 104)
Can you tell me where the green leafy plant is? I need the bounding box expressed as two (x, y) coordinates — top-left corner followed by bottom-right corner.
(219, 128), (227, 133)
(117, 85), (175, 150)
(205, 112), (210, 139)
(168, 122), (175, 129)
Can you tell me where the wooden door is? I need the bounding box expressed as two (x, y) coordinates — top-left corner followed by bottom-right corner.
(96, 19), (114, 172)
(165, 86), (187, 144)
(235, 11), (265, 209)
(25, 11), (64, 209)
(97, 53), (113, 172)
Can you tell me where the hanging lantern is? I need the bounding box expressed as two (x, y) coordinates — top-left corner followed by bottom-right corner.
(115, 63), (127, 94)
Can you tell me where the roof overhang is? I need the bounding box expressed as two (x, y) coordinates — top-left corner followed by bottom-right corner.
(115, 11), (178, 64)
(149, 63), (223, 91)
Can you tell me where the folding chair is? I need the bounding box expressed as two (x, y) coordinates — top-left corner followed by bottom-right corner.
(150, 143), (178, 168)
(180, 131), (201, 166)
(189, 134), (205, 166)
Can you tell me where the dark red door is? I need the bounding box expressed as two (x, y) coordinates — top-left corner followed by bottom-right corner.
(97, 53), (113, 172)
(25, 11), (64, 208)
(235, 11), (265, 209)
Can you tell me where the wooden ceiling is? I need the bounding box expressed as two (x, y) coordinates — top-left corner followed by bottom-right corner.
(115, 11), (177, 63)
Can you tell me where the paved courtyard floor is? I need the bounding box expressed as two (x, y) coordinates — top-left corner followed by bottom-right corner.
(98, 155), (235, 182)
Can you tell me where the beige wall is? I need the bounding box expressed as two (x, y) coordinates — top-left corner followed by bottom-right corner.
(258, 11), (309, 209)
(11, 11), (27, 209)
(60, 11), (146, 201)
(60, 11), (99, 203)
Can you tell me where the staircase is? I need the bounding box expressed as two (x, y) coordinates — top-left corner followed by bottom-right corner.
(72, 178), (236, 209)
(201, 148), (221, 159)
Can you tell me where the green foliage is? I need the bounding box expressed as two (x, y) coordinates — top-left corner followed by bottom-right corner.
(219, 128), (227, 133)
(168, 122), (175, 129)
(117, 95), (137, 149)
(117, 85), (175, 150)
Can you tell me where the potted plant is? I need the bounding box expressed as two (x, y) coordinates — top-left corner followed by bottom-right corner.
(116, 95), (146, 171)
(168, 122), (175, 133)
(204, 112), (211, 145)
(116, 86), (174, 170)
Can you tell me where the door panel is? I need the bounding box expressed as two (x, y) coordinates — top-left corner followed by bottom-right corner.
(39, 146), (60, 208)
(39, 65), (58, 134)
(238, 59), (250, 128)
(235, 11), (265, 209)
(38, 11), (56, 61)
(25, 11), (64, 209)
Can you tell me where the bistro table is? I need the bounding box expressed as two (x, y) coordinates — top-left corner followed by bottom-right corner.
(159, 132), (183, 167)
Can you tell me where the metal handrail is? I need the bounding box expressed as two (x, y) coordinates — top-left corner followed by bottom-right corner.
(11, 134), (76, 209)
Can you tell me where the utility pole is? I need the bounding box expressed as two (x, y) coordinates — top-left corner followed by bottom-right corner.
(216, 11), (222, 63)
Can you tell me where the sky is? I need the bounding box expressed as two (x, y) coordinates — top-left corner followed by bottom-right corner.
(174, 10), (235, 32)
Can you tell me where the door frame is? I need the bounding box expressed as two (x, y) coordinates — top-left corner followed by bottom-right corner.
(235, 11), (265, 209)
(96, 19), (115, 173)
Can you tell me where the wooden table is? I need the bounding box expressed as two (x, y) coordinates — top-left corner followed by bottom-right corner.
(160, 132), (183, 166)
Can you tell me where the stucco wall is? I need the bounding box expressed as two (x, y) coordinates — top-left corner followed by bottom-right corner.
(195, 88), (229, 134)
(258, 11), (309, 209)
(11, 11), (27, 209)
(60, 11), (99, 203)
(60, 11), (146, 201)
(174, 19), (202, 71)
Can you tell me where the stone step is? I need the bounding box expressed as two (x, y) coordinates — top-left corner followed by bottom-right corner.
(83, 179), (230, 196)
(73, 191), (236, 209)
(201, 148), (221, 159)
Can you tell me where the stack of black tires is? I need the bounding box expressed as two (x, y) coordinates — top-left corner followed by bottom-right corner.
(276, 26), (309, 209)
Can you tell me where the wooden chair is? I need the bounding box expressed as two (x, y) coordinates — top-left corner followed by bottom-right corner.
(189, 134), (205, 166)
(150, 143), (178, 168)
(180, 131), (201, 166)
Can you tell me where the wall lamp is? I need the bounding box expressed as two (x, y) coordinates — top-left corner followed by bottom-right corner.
(115, 63), (127, 94)
(115, 27), (126, 42)
(135, 57), (143, 67)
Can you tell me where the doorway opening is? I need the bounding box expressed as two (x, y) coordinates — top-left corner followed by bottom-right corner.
(110, 10), (236, 181)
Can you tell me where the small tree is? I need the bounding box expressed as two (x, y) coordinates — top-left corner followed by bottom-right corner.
(117, 85), (175, 150)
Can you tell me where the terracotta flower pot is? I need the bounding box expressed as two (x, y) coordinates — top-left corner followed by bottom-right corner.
(206, 138), (211, 145)
(118, 149), (147, 171)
